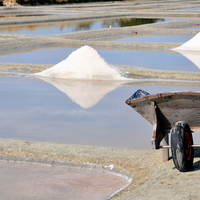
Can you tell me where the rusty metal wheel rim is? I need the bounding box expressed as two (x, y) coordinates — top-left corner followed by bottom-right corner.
(185, 132), (192, 161)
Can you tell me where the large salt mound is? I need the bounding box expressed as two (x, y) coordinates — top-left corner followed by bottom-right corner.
(173, 32), (200, 51)
(35, 46), (126, 81)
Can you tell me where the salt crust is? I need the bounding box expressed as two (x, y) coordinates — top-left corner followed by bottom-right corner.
(173, 32), (200, 51)
(35, 46), (127, 81)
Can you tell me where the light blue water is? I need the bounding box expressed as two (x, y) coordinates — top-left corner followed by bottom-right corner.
(189, 27), (200, 30)
(0, 48), (199, 72)
(178, 7), (200, 11)
(114, 35), (193, 43)
(1, 76), (200, 149)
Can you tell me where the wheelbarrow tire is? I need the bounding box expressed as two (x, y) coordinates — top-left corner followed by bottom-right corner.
(171, 121), (194, 172)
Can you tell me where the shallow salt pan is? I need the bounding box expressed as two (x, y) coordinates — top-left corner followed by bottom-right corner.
(35, 46), (127, 81)
(0, 161), (129, 200)
(173, 32), (200, 51)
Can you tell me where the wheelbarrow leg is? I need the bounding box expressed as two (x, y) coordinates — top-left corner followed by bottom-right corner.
(162, 131), (169, 161)
(151, 101), (169, 150)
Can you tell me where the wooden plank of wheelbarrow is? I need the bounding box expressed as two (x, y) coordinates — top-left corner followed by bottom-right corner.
(126, 91), (200, 131)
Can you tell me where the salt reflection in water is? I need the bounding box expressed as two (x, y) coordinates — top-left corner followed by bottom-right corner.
(1, 76), (200, 149)
(39, 77), (124, 108)
(173, 50), (200, 70)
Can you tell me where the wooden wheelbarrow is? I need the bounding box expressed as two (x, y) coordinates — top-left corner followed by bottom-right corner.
(126, 89), (200, 172)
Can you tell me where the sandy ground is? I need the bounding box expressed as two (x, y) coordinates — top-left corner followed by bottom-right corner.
(2, 63), (200, 82)
(1, 138), (200, 200)
(1, 1), (200, 199)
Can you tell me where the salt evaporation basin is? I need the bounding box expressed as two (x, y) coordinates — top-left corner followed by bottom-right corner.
(173, 32), (200, 51)
(0, 161), (129, 200)
(35, 46), (127, 81)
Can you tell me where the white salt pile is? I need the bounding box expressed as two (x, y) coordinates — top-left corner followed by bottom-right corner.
(173, 32), (200, 51)
(35, 46), (126, 81)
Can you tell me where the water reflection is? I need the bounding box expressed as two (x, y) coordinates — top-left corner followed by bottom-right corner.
(177, 7), (200, 11)
(0, 18), (162, 35)
(174, 50), (200, 70)
(1, 76), (200, 149)
(101, 18), (162, 28)
(39, 77), (124, 108)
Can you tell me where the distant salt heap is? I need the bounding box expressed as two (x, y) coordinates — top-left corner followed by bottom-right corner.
(173, 32), (200, 51)
(35, 46), (126, 80)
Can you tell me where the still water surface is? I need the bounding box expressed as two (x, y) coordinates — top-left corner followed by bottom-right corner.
(1, 76), (200, 149)
(178, 7), (200, 11)
(189, 27), (200, 30)
(0, 17), (188, 35)
(0, 48), (199, 72)
(0, 18), (163, 35)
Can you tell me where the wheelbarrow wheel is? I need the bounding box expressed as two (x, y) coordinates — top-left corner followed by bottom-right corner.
(171, 121), (194, 172)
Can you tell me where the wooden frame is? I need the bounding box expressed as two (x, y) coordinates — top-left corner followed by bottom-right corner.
(126, 91), (200, 161)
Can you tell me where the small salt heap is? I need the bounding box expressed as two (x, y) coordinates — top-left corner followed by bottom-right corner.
(173, 32), (200, 51)
(35, 46), (126, 81)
